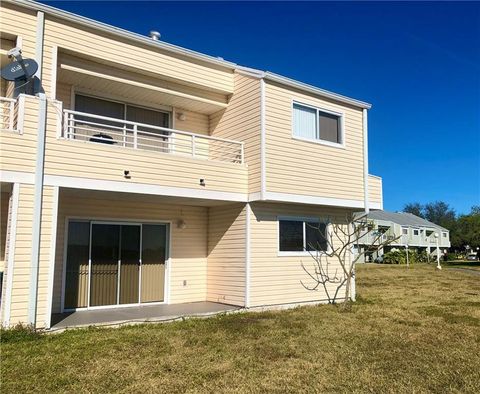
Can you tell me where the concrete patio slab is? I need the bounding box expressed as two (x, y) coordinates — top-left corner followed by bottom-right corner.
(50, 301), (241, 331)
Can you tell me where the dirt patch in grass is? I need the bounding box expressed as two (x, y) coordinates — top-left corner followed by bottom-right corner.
(2, 264), (480, 393)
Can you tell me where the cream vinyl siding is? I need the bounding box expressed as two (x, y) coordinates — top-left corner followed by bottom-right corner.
(0, 5), (37, 62)
(0, 95), (39, 174)
(264, 81), (365, 201)
(0, 191), (10, 270)
(207, 204), (246, 306)
(7, 185), (55, 327)
(39, 14), (234, 103)
(249, 202), (351, 307)
(210, 73), (262, 193)
(368, 175), (383, 205)
(51, 189), (209, 314)
(42, 101), (248, 194)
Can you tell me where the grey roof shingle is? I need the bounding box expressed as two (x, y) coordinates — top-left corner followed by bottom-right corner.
(360, 210), (449, 231)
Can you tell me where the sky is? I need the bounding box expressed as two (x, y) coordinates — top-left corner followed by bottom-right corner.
(43, 1), (480, 215)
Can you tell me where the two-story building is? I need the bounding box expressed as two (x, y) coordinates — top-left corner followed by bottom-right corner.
(354, 210), (450, 262)
(0, 0), (383, 330)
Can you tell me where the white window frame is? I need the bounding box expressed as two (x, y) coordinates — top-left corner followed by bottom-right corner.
(277, 216), (330, 256)
(413, 229), (419, 236)
(402, 227), (409, 235)
(291, 100), (345, 149)
(442, 232), (447, 238)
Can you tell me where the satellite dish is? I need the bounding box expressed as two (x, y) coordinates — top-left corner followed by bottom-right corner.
(0, 58), (38, 81)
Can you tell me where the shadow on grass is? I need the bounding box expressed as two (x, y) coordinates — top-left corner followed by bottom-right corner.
(0, 324), (42, 344)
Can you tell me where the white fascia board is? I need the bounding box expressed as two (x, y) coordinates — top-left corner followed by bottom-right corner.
(264, 72), (372, 110)
(10, 1), (372, 111)
(10, 0), (237, 70)
(43, 174), (248, 202)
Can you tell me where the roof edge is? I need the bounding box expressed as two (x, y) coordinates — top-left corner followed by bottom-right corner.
(264, 72), (372, 109)
(10, 0), (237, 69)
(10, 0), (373, 109)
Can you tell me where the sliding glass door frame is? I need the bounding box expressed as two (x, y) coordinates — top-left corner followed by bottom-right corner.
(61, 217), (171, 312)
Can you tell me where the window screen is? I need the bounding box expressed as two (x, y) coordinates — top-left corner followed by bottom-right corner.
(306, 222), (327, 251)
(318, 111), (341, 143)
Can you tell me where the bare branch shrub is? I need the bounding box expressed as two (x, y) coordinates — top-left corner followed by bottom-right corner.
(301, 213), (400, 306)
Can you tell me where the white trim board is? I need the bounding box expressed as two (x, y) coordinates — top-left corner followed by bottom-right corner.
(261, 191), (381, 210)
(0, 171), (381, 209)
(45, 186), (59, 328)
(1, 183), (20, 327)
(43, 175), (248, 202)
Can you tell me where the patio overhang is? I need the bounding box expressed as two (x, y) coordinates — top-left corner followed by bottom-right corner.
(57, 52), (229, 114)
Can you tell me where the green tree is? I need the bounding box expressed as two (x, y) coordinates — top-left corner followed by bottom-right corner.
(423, 201), (456, 230)
(403, 202), (424, 218)
(451, 206), (480, 250)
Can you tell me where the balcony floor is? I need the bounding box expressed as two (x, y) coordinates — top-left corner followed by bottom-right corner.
(50, 301), (241, 331)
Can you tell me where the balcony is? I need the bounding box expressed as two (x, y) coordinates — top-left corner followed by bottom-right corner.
(62, 109), (244, 164)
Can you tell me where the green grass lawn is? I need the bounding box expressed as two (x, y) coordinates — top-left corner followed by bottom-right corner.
(2, 264), (479, 393)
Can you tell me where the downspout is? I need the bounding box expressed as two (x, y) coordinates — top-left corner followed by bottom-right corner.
(362, 108), (369, 214)
(28, 11), (46, 327)
(260, 78), (266, 200)
(244, 203), (251, 308)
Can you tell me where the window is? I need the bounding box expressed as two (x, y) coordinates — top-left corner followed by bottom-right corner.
(413, 229), (419, 236)
(279, 218), (328, 254)
(402, 228), (408, 235)
(293, 103), (343, 145)
(442, 232), (447, 238)
(75, 94), (170, 129)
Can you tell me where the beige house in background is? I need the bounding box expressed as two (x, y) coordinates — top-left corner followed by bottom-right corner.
(0, 0), (382, 330)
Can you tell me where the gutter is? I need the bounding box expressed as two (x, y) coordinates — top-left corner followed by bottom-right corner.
(10, 0), (237, 70)
(28, 11), (46, 327)
(264, 72), (372, 109)
(10, 1), (372, 110)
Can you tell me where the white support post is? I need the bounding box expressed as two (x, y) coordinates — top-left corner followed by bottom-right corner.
(240, 142), (245, 164)
(133, 124), (138, 149)
(67, 112), (73, 139)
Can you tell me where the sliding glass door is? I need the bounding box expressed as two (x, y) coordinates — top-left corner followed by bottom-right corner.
(119, 225), (141, 305)
(64, 221), (167, 310)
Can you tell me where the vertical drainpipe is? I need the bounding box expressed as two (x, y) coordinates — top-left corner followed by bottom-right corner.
(244, 203), (251, 308)
(260, 77), (266, 201)
(28, 11), (46, 327)
(362, 108), (369, 214)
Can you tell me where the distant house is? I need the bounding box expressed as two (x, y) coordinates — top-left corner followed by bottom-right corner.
(354, 211), (451, 263)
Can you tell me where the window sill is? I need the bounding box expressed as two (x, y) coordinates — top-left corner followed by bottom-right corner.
(278, 251), (327, 257)
(292, 135), (346, 149)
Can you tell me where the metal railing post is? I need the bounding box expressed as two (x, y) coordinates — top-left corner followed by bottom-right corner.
(67, 113), (73, 139)
(133, 124), (138, 149)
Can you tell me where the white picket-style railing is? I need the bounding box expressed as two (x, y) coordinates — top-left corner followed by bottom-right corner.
(62, 109), (244, 164)
(0, 97), (17, 131)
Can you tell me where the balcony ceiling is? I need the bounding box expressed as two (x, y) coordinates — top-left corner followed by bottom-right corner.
(57, 53), (229, 115)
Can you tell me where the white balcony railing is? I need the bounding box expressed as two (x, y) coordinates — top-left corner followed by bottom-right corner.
(63, 110), (244, 164)
(0, 97), (17, 131)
